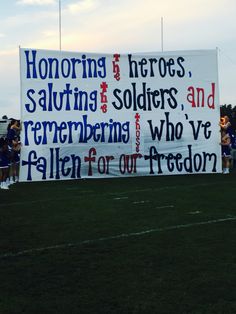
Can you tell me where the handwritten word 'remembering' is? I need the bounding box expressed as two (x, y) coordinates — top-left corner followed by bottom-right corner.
(23, 116), (130, 145)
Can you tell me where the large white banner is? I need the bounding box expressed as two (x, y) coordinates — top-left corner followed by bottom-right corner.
(19, 48), (221, 182)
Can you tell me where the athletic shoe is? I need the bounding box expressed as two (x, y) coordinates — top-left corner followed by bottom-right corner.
(1, 182), (9, 189)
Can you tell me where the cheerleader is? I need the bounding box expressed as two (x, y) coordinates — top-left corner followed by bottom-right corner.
(7, 119), (21, 184)
(0, 138), (10, 189)
(219, 115), (231, 130)
(220, 128), (231, 174)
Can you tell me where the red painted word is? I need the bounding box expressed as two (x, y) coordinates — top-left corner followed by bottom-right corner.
(119, 153), (142, 174)
(100, 82), (108, 113)
(187, 82), (215, 109)
(135, 113), (141, 152)
(113, 53), (120, 81)
(84, 147), (114, 176)
(84, 148), (143, 176)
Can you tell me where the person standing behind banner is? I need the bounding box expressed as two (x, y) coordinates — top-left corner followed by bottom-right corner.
(0, 138), (10, 189)
(7, 119), (20, 141)
(229, 111), (236, 168)
(219, 115), (232, 134)
(11, 135), (21, 183)
(219, 115), (235, 168)
(220, 128), (231, 174)
(7, 119), (21, 184)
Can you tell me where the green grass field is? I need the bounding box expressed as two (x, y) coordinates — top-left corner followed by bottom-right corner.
(0, 173), (236, 314)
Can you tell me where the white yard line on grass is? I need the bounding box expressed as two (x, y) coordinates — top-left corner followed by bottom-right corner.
(156, 205), (175, 209)
(1, 216), (236, 259)
(0, 181), (227, 208)
(133, 200), (150, 204)
(0, 191), (96, 208)
(109, 181), (223, 196)
(113, 197), (129, 200)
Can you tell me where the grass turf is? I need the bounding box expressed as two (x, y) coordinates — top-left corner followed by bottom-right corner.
(0, 173), (236, 313)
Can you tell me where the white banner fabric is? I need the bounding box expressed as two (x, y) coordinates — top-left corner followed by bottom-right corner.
(19, 48), (221, 181)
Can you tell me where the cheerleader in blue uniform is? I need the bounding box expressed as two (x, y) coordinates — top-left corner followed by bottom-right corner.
(11, 135), (21, 183)
(220, 129), (231, 174)
(7, 119), (21, 184)
(0, 138), (10, 189)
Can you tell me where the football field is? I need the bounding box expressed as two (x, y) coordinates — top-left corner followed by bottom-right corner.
(0, 173), (236, 314)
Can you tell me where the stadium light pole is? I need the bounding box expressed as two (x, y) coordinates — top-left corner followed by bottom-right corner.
(59, 0), (62, 50)
(161, 16), (164, 52)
